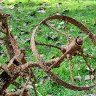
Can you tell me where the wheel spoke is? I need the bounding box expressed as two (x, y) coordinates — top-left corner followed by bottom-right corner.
(63, 20), (72, 43)
(49, 53), (67, 70)
(36, 41), (66, 53)
(77, 53), (96, 60)
(83, 35), (89, 41)
(81, 52), (96, 79)
(68, 60), (74, 83)
(44, 21), (68, 38)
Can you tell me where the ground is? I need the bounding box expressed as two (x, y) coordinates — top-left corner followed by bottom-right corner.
(0, 0), (96, 96)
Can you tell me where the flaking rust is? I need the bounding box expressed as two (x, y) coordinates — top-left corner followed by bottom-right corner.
(31, 15), (96, 91)
(0, 13), (37, 96)
(0, 13), (96, 96)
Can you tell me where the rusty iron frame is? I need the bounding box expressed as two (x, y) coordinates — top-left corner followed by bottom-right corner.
(0, 14), (96, 96)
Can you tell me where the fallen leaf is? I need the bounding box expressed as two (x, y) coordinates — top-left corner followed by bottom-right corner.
(55, 2), (62, 8)
(74, 75), (82, 81)
(40, 76), (49, 84)
(47, 94), (52, 96)
(62, 9), (69, 14)
(84, 94), (96, 96)
(38, 2), (48, 6)
(37, 8), (45, 13)
(84, 75), (94, 81)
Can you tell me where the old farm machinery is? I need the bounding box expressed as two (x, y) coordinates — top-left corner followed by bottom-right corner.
(0, 13), (96, 96)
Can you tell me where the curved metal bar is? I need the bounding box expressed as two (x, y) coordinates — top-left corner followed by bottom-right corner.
(41, 15), (96, 45)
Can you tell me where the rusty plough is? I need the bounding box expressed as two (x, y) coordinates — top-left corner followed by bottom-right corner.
(0, 13), (96, 96)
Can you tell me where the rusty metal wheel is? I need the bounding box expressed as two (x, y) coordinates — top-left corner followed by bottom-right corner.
(31, 15), (96, 91)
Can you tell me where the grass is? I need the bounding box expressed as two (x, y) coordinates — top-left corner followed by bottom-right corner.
(0, 0), (96, 96)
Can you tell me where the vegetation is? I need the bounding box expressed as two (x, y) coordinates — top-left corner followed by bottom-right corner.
(0, 0), (96, 96)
